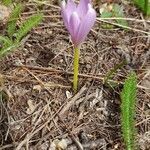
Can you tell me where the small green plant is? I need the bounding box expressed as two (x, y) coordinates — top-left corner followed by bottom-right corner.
(133, 0), (150, 16)
(7, 4), (23, 38)
(0, 4), (43, 57)
(1, 0), (12, 6)
(104, 60), (127, 87)
(100, 3), (128, 29)
(121, 72), (137, 150)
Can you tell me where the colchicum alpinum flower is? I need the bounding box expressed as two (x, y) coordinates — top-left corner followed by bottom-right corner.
(61, 0), (96, 91)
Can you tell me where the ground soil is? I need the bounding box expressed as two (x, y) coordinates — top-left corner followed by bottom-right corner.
(0, 0), (150, 150)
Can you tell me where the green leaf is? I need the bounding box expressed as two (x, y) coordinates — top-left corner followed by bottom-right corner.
(133, 0), (150, 16)
(112, 4), (128, 27)
(0, 36), (16, 57)
(101, 11), (112, 18)
(100, 3), (128, 28)
(121, 72), (137, 150)
(0, 44), (18, 57)
(0, 36), (13, 48)
(1, 0), (12, 6)
(15, 14), (43, 42)
(0, 36), (12, 44)
(7, 4), (23, 38)
(104, 60), (127, 86)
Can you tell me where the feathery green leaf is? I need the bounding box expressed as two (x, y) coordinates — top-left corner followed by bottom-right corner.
(0, 36), (12, 45)
(0, 36), (14, 57)
(0, 36), (13, 49)
(121, 72), (137, 150)
(1, 0), (12, 6)
(7, 4), (23, 38)
(15, 14), (43, 42)
(0, 44), (18, 57)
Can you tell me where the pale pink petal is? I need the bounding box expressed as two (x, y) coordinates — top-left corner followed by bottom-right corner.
(77, 0), (90, 18)
(61, 1), (69, 29)
(61, 0), (96, 47)
(61, 0), (77, 31)
(61, 10), (69, 30)
(76, 4), (96, 46)
(69, 12), (81, 44)
(66, 0), (77, 20)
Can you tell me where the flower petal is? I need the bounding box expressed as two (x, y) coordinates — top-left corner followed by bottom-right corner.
(69, 12), (81, 44)
(77, 0), (90, 18)
(76, 4), (96, 46)
(66, 0), (77, 20)
(66, 0), (77, 11)
(61, 11), (70, 30)
(61, 0), (77, 31)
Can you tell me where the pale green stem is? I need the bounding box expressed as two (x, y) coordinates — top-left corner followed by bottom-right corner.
(73, 47), (80, 92)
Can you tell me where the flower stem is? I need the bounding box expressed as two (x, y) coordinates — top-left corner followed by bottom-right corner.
(73, 47), (80, 92)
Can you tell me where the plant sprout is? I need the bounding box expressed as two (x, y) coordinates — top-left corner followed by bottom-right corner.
(61, 0), (96, 91)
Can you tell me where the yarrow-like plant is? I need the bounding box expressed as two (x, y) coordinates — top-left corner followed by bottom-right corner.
(61, 0), (96, 91)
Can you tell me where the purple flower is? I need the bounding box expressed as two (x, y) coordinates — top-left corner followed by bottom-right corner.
(61, 0), (96, 47)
